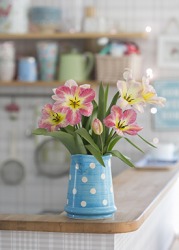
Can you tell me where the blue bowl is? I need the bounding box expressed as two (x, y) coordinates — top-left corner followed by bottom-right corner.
(29, 6), (61, 26)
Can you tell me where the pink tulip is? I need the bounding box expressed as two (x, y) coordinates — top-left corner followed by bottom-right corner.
(103, 105), (142, 136)
(52, 80), (95, 125)
(38, 104), (68, 132)
(92, 118), (103, 135)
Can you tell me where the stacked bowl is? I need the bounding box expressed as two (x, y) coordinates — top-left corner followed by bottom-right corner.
(0, 42), (15, 81)
(29, 6), (61, 33)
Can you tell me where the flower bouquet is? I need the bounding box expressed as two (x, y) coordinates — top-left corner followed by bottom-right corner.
(33, 69), (165, 219)
(33, 69), (165, 167)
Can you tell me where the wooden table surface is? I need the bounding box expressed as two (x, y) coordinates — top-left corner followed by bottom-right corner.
(0, 165), (178, 234)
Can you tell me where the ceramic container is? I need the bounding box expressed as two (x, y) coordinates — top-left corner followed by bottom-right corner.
(0, 61), (15, 81)
(0, 0), (13, 32)
(59, 52), (94, 81)
(0, 42), (15, 60)
(0, 42), (15, 81)
(65, 154), (117, 219)
(29, 6), (61, 33)
(0, 0), (30, 33)
(36, 42), (58, 81)
(18, 57), (37, 82)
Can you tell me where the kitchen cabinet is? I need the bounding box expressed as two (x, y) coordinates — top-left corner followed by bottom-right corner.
(0, 32), (148, 90)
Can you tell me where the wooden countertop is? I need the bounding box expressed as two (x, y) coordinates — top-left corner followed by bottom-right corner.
(0, 165), (178, 234)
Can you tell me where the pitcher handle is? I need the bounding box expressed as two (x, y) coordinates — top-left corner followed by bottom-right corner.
(84, 52), (94, 79)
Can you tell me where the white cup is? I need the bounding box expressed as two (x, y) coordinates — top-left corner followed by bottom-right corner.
(150, 143), (177, 161)
(0, 61), (15, 81)
(0, 42), (15, 60)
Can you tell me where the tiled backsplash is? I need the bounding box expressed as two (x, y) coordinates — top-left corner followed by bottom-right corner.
(0, 87), (69, 214)
(1, 0), (179, 214)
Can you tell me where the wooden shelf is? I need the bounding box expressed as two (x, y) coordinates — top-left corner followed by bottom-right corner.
(0, 81), (63, 87)
(0, 80), (115, 87)
(0, 32), (148, 40)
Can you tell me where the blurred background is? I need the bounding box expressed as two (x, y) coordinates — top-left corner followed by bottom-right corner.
(0, 0), (179, 214)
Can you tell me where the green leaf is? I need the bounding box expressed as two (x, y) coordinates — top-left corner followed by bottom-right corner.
(138, 134), (156, 148)
(85, 144), (105, 167)
(61, 125), (75, 135)
(74, 133), (87, 154)
(76, 128), (100, 152)
(97, 83), (108, 147)
(110, 150), (135, 168)
(33, 128), (78, 154)
(97, 83), (105, 121)
(107, 135), (122, 152)
(33, 128), (47, 135)
(124, 137), (144, 153)
(106, 91), (120, 116)
(104, 84), (109, 112)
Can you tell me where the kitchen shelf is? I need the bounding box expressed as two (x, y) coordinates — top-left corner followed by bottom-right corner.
(0, 81), (63, 87)
(0, 32), (148, 40)
(0, 80), (115, 87)
(0, 80), (114, 98)
(0, 31), (146, 95)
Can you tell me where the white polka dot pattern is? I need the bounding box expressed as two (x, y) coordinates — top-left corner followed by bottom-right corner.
(101, 173), (105, 180)
(82, 176), (88, 183)
(110, 186), (113, 193)
(81, 201), (87, 207)
(90, 162), (95, 169)
(75, 164), (79, 169)
(102, 199), (108, 206)
(90, 188), (96, 194)
(72, 188), (77, 194)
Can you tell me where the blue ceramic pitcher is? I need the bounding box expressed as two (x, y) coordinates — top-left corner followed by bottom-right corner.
(65, 154), (117, 219)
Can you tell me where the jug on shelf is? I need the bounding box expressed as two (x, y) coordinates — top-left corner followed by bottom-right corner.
(58, 51), (94, 82)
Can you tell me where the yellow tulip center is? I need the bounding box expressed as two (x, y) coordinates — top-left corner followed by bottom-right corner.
(69, 96), (81, 109)
(124, 93), (134, 103)
(117, 120), (127, 130)
(52, 113), (63, 124)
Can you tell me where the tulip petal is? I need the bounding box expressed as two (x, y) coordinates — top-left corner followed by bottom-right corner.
(79, 88), (95, 103)
(80, 102), (93, 116)
(66, 109), (81, 125)
(123, 109), (137, 124)
(65, 79), (78, 88)
(103, 114), (116, 127)
(111, 105), (123, 120)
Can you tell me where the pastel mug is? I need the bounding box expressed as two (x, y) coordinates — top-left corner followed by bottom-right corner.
(18, 57), (37, 82)
(0, 61), (15, 81)
(36, 42), (58, 81)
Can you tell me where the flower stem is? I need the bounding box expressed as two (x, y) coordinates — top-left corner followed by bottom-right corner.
(106, 129), (115, 145)
(100, 134), (104, 155)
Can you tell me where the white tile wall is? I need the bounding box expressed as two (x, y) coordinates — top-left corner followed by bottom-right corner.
(1, 0), (179, 214)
